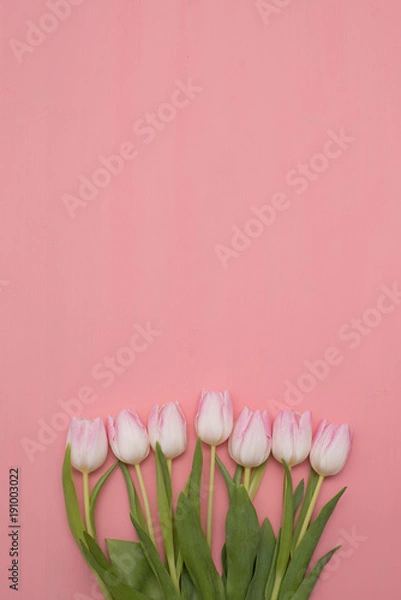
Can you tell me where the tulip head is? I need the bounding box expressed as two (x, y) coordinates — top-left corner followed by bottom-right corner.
(148, 402), (187, 459)
(272, 410), (312, 467)
(66, 417), (108, 473)
(195, 389), (233, 446)
(228, 407), (272, 468)
(310, 419), (353, 476)
(107, 409), (150, 465)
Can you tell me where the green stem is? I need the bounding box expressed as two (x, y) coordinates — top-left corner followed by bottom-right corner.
(167, 547), (179, 589)
(295, 474), (324, 549)
(135, 463), (156, 545)
(206, 445), (216, 549)
(270, 573), (284, 600)
(248, 458), (269, 501)
(243, 467), (251, 492)
(167, 458), (172, 478)
(83, 471), (94, 538)
(270, 574), (283, 600)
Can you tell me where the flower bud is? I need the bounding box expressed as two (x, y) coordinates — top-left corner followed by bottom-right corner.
(107, 409), (150, 465)
(195, 389), (233, 446)
(272, 410), (312, 467)
(66, 417), (108, 473)
(228, 407), (271, 468)
(148, 402), (187, 459)
(310, 419), (353, 476)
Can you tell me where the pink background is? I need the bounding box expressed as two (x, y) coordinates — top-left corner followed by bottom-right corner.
(1, 0), (401, 598)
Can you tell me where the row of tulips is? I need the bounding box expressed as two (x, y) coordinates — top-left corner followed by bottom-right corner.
(67, 390), (353, 476)
(63, 390), (353, 600)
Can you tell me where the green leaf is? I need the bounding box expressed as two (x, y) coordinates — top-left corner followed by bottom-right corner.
(275, 462), (294, 578)
(62, 444), (86, 546)
(264, 527), (280, 600)
(248, 459), (269, 501)
(181, 564), (200, 600)
(175, 493), (225, 600)
(216, 455), (235, 500)
(292, 467), (319, 552)
(289, 547), (340, 600)
(131, 513), (180, 600)
(106, 538), (161, 597)
(83, 532), (111, 571)
(293, 479), (305, 520)
(119, 462), (147, 532)
(184, 437), (203, 519)
(279, 488), (346, 599)
(155, 443), (172, 506)
(245, 518), (276, 600)
(225, 485), (261, 600)
(89, 462), (118, 537)
(79, 540), (149, 600)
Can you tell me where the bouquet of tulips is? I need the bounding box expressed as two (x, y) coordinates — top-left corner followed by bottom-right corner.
(62, 390), (353, 600)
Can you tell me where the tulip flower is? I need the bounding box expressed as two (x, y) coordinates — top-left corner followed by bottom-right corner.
(228, 407), (272, 469)
(195, 389), (233, 446)
(295, 419), (353, 551)
(107, 409), (150, 465)
(66, 417), (108, 474)
(310, 419), (353, 477)
(272, 410), (312, 467)
(66, 417), (109, 539)
(148, 402), (187, 460)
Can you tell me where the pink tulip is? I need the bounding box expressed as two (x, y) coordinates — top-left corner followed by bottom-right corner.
(228, 407), (272, 468)
(195, 389), (233, 446)
(107, 409), (150, 465)
(310, 419), (353, 476)
(272, 410), (312, 467)
(148, 402), (187, 459)
(66, 417), (108, 473)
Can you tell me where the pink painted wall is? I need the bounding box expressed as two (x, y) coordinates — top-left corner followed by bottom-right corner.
(1, 1), (400, 598)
